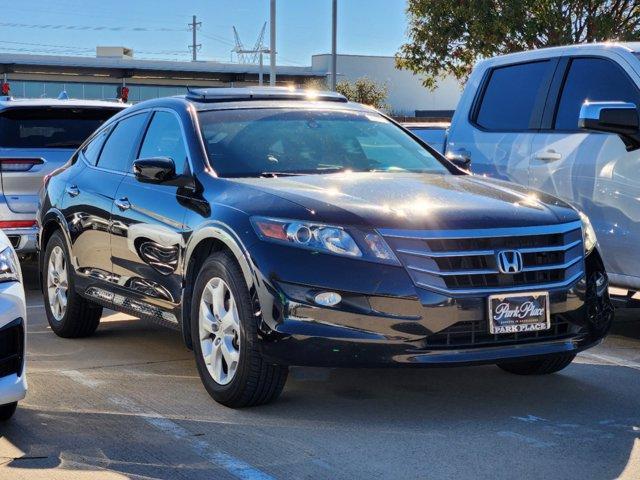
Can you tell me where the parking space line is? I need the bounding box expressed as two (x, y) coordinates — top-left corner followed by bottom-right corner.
(63, 370), (276, 480)
(580, 352), (640, 371)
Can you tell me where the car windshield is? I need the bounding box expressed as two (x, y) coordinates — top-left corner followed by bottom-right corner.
(198, 108), (449, 177)
(0, 107), (120, 149)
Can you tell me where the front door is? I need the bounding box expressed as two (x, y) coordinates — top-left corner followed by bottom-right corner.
(110, 110), (190, 319)
(529, 56), (640, 288)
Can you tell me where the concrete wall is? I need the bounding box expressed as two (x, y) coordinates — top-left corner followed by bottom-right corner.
(312, 54), (461, 116)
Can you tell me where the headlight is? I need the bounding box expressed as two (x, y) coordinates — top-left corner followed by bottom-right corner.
(0, 246), (21, 283)
(251, 217), (399, 264)
(579, 211), (597, 254)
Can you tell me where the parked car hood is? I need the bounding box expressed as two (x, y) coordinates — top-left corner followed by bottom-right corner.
(228, 172), (580, 230)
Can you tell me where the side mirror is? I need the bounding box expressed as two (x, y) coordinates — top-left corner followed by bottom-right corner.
(446, 149), (471, 170)
(133, 157), (176, 183)
(579, 101), (640, 151)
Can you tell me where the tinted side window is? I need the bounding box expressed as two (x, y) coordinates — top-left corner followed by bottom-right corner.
(476, 61), (551, 131)
(97, 114), (147, 172)
(555, 58), (640, 130)
(81, 127), (111, 166)
(138, 111), (188, 175)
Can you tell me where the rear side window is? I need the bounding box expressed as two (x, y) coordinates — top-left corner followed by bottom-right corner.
(555, 57), (640, 130)
(0, 107), (120, 149)
(81, 128), (111, 166)
(475, 61), (551, 131)
(138, 111), (188, 175)
(96, 114), (147, 172)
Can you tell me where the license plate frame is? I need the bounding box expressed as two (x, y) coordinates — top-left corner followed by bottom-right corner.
(487, 291), (550, 334)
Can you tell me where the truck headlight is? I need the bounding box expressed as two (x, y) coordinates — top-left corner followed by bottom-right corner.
(579, 211), (597, 255)
(0, 246), (21, 283)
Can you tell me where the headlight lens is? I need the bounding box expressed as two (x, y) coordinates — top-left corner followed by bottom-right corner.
(252, 217), (362, 257)
(0, 246), (21, 283)
(579, 211), (597, 254)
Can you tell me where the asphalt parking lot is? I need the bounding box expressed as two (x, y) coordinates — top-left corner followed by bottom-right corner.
(0, 262), (639, 480)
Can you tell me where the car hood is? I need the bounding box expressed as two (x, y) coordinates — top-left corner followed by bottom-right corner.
(228, 172), (579, 230)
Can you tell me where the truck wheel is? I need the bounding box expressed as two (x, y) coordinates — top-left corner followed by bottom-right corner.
(0, 402), (17, 421)
(43, 231), (102, 338)
(497, 353), (576, 375)
(191, 250), (288, 408)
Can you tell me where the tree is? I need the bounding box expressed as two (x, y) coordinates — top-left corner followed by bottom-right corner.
(335, 77), (389, 110)
(396, 0), (640, 88)
(304, 76), (389, 110)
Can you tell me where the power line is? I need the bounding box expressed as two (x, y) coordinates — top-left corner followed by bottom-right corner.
(0, 21), (187, 32)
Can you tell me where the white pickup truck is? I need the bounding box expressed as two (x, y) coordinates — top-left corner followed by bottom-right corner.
(445, 42), (640, 295)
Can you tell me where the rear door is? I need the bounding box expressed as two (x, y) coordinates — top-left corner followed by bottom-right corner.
(0, 106), (120, 214)
(529, 55), (640, 286)
(60, 112), (149, 288)
(446, 59), (557, 184)
(110, 109), (190, 318)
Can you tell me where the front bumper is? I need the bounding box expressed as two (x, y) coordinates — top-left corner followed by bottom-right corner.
(254, 247), (613, 367)
(0, 281), (27, 405)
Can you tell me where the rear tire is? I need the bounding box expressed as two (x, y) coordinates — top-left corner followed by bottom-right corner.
(0, 402), (17, 421)
(497, 353), (576, 375)
(43, 231), (102, 338)
(191, 250), (288, 408)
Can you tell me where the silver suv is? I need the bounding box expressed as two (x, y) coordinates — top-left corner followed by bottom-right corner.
(0, 96), (126, 255)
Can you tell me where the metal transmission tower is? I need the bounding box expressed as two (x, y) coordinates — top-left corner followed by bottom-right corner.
(188, 15), (202, 62)
(232, 22), (267, 64)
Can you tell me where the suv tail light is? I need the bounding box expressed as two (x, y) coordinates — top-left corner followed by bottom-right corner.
(0, 158), (44, 172)
(0, 220), (36, 229)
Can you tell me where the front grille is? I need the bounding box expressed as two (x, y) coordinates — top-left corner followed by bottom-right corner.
(380, 221), (584, 295)
(424, 315), (579, 349)
(0, 318), (24, 377)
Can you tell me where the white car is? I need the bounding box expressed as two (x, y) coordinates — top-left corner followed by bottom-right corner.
(446, 42), (640, 294)
(0, 230), (26, 420)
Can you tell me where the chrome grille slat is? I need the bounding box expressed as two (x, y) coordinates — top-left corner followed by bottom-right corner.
(380, 222), (585, 295)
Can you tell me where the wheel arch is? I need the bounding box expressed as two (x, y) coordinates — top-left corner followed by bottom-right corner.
(181, 224), (257, 349)
(39, 209), (74, 284)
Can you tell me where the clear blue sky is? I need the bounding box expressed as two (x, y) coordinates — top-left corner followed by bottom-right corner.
(1, 0), (408, 65)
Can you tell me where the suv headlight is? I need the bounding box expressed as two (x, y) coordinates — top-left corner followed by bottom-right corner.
(0, 246), (21, 283)
(579, 211), (597, 255)
(251, 217), (399, 263)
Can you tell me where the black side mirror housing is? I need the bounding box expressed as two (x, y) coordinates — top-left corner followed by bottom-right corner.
(579, 101), (640, 151)
(133, 157), (176, 183)
(446, 149), (472, 170)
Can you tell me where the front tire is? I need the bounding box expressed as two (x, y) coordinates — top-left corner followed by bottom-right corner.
(191, 251), (288, 408)
(497, 353), (576, 375)
(0, 402), (17, 421)
(43, 231), (102, 338)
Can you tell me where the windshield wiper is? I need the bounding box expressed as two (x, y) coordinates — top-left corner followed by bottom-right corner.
(259, 171), (308, 178)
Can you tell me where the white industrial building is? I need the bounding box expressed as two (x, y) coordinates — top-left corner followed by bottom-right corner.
(312, 54), (461, 116)
(0, 47), (461, 117)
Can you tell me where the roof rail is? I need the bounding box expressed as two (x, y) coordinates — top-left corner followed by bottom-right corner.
(185, 87), (348, 104)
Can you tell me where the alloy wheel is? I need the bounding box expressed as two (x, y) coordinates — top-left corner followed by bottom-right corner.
(47, 246), (69, 321)
(199, 277), (241, 385)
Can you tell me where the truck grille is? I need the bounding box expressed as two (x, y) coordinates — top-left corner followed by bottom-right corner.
(379, 221), (584, 295)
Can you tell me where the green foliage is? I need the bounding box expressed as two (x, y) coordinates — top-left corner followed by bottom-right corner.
(397, 0), (640, 88)
(335, 77), (389, 110)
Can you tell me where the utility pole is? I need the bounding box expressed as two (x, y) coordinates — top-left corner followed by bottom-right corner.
(270, 0), (276, 86)
(189, 15), (202, 62)
(331, 0), (337, 91)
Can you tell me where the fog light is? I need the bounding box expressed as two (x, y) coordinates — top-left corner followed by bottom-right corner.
(314, 291), (341, 306)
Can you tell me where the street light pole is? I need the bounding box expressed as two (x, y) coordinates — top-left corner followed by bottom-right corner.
(331, 0), (337, 91)
(270, 0), (276, 86)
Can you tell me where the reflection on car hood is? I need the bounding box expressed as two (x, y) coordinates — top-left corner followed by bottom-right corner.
(229, 172), (579, 229)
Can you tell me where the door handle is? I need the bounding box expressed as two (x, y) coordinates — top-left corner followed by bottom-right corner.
(534, 150), (563, 161)
(65, 185), (80, 197)
(114, 197), (131, 211)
